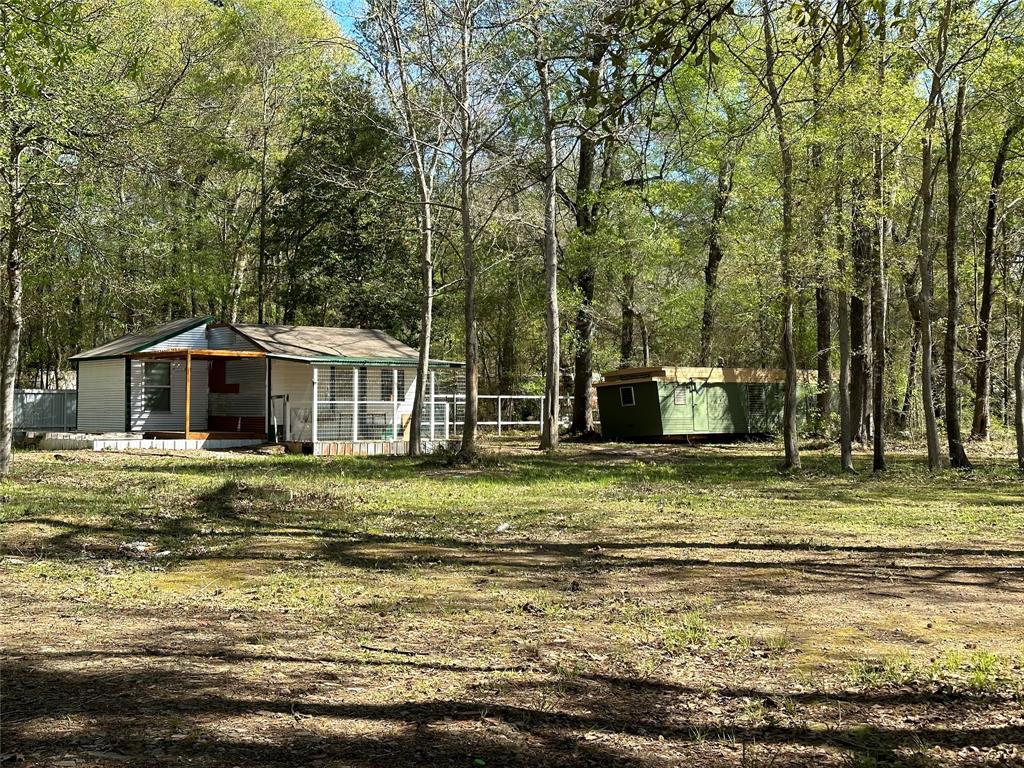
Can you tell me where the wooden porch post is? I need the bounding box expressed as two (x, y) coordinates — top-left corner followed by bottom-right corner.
(184, 350), (192, 441)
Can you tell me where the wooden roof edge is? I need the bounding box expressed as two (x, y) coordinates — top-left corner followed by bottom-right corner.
(599, 366), (818, 385)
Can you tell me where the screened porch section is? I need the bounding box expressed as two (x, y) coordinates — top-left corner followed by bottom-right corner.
(310, 364), (464, 444)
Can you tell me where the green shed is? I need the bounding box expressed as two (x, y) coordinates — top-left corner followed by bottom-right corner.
(596, 366), (816, 441)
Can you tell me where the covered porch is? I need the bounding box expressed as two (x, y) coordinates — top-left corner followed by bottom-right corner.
(126, 348), (268, 440)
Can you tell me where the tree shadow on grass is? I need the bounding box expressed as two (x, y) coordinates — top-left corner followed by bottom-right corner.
(10, 501), (1024, 599)
(3, 651), (1022, 767)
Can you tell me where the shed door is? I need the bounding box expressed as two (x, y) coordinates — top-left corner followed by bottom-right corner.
(691, 385), (708, 433)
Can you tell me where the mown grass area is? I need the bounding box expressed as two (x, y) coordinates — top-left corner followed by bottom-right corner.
(2, 438), (1023, 767)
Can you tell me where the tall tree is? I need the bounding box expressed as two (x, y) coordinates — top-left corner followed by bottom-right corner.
(760, 0), (800, 469)
(942, 78), (971, 468)
(971, 115), (1024, 439)
(536, 27), (561, 450)
(0, 0), (85, 476)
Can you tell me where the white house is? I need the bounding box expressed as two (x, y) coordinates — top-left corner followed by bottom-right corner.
(68, 317), (463, 454)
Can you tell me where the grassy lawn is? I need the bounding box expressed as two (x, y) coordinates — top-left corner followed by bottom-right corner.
(1, 438), (1023, 767)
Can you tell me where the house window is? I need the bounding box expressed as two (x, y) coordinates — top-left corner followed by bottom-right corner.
(144, 362), (171, 412)
(620, 385), (635, 407)
(673, 385), (688, 405)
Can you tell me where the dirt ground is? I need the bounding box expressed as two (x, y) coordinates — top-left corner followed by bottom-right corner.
(1, 440), (1023, 766)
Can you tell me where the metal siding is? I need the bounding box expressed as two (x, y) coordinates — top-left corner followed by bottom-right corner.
(144, 324), (209, 351)
(207, 325), (261, 351)
(76, 359), (126, 432)
(128, 359), (209, 431)
(657, 383), (695, 435)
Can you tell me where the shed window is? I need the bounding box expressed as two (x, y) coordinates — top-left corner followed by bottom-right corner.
(620, 385), (635, 407)
(673, 385), (688, 405)
(144, 362), (171, 412)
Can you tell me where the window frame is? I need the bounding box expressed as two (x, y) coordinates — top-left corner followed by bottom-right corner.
(143, 361), (172, 413)
(620, 385), (636, 407)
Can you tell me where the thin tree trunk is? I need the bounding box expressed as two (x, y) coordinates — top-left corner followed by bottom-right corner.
(943, 79), (970, 468)
(0, 133), (23, 476)
(762, 0), (799, 469)
(1015, 303), (1024, 470)
(810, 12), (831, 425)
(850, 188), (871, 444)
(568, 36), (610, 436)
(376, 4), (436, 457)
(918, 81), (944, 470)
(537, 50), (560, 451)
(835, 0), (853, 472)
(257, 121), (269, 325)
(619, 272), (635, 367)
(699, 155), (733, 367)
(409, 191), (433, 456)
(870, 6), (886, 471)
(638, 315), (650, 366)
(900, 324), (921, 430)
(816, 286), (832, 421)
(457, 7), (479, 460)
(971, 116), (1024, 439)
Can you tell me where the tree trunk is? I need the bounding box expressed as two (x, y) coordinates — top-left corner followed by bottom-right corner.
(971, 117), (1024, 439)
(847, 278), (864, 444)
(850, 192), (871, 444)
(699, 155), (733, 367)
(257, 122), (269, 324)
(619, 272), (635, 367)
(834, 0), (854, 472)
(408, 187), (433, 456)
(457, 11), (479, 460)
(1015, 303), (1024, 470)
(0, 134), (23, 476)
(943, 79), (970, 468)
(918, 88), (944, 470)
(810, 17), (831, 425)
(762, 0), (799, 469)
(899, 317), (921, 431)
(870, 9), (886, 471)
(570, 266), (595, 433)
(568, 36), (610, 436)
(816, 286), (832, 422)
(537, 51), (560, 451)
